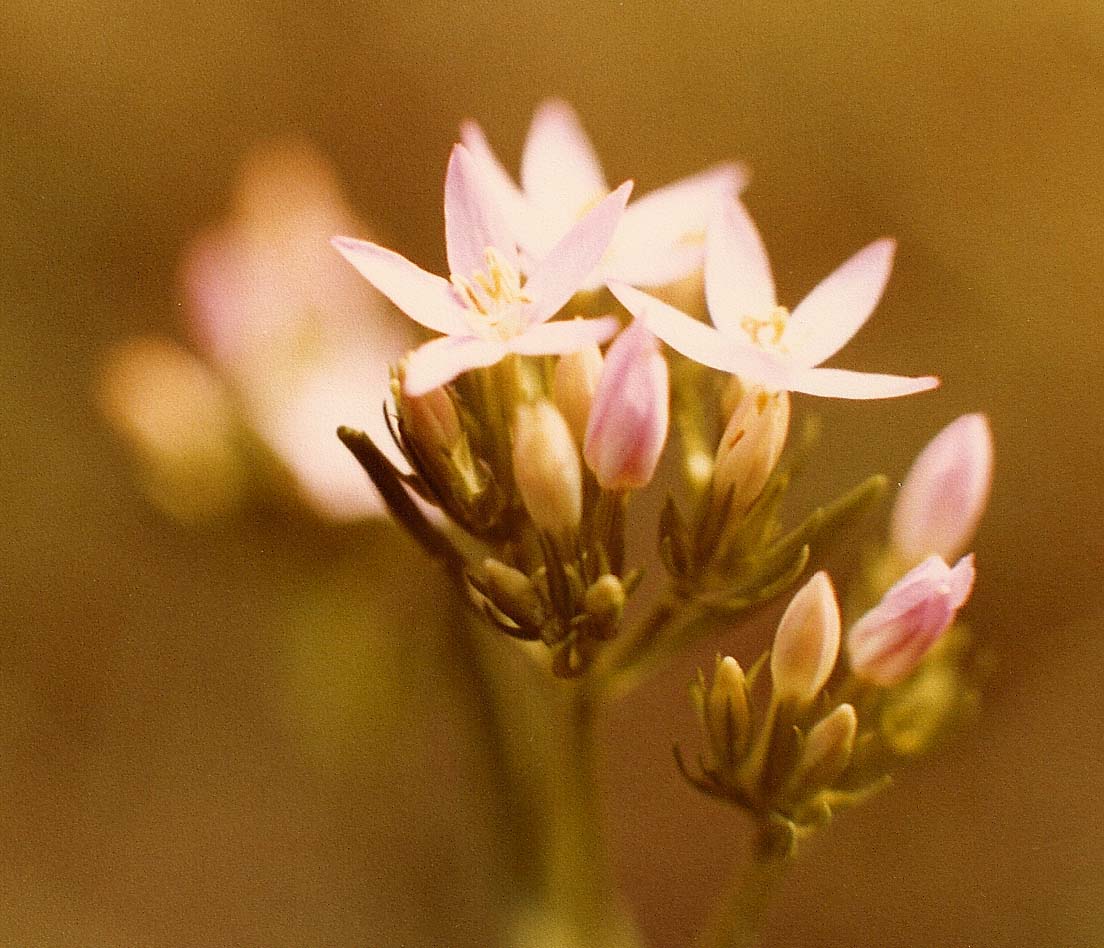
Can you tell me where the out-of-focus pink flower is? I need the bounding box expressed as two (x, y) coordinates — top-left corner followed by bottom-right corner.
(462, 98), (748, 289)
(181, 140), (412, 520)
(608, 197), (940, 400)
(583, 321), (670, 491)
(770, 571), (842, 708)
(847, 554), (975, 686)
(890, 414), (994, 567)
(332, 144), (629, 397)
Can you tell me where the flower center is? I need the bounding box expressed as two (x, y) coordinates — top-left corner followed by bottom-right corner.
(740, 305), (790, 351)
(451, 247), (532, 341)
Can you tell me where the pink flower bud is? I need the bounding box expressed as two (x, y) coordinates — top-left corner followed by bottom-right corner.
(553, 343), (604, 446)
(770, 571), (841, 708)
(890, 414), (993, 566)
(847, 554), (975, 686)
(583, 321), (669, 491)
(512, 400), (583, 539)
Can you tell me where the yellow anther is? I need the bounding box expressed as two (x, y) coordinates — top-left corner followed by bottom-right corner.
(739, 306), (790, 351)
(449, 247), (531, 341)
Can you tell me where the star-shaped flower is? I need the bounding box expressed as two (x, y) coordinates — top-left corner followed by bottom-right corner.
(333, 144), (630, 396)
(461, 98), (748, 289)
(608, 198), (940, 399)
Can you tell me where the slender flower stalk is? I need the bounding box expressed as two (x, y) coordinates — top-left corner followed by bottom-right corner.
(462, 98), (749, 288)
(609, 197), (939, 400)
(333, 144), (630, 396)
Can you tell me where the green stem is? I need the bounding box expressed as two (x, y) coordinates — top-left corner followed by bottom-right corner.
(696, 830), (791, 948)
(444, 617), (544, 918)
(541, 681), (640, 947)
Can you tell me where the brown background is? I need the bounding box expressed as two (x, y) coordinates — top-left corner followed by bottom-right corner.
(3, 1), (1102, 945)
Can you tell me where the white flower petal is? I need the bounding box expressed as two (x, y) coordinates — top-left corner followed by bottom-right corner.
(786, 367), (940, 400)
(608, 281), (788, 385)
(522, 181), (632, 325)
(785, 238), (896, 367)
(402, 334), (507, 396)
(521, 98), (608, 233)
(508, 316), (620, 356)
(609, 162), (750, 287)
(444, 144), (518, 279)
(459, 119), (539, 250)
(705, 198), (777, 336)
(331, 236), (469, 336)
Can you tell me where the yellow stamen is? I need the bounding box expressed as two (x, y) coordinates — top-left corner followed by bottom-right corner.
(739, 305), (790, 350)
(450, 247), (532, 342)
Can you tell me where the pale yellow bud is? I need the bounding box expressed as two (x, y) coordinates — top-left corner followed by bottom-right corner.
(711, 387), (790, 517)
(707, 656), (751, 765)
(553, 344), (604, 446)
(583, 573), (625, 628)
(770, 571), (841, 708)
(512, 400), (583, 539)
(796, 703), (857, 790)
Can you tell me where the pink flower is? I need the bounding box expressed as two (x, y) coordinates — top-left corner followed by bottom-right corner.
(181, 142), (412, 520)
(583, 321), (670, 491)
(332, 144), (630, 397)
(462, 98), (748, 289)
(608, 197), (940, 400)
(847, 554), (975, 686)
(890, 414), (994, 567)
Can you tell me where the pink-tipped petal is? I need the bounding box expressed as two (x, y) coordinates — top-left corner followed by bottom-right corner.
(508, 316), (620, 356)
(444, 144), (518, 278)
(890, 414), (994, 565)
(331, 236), (469, 336)
(402, 334), (507, 396)
(608, 162), (751, 287)
(521, 98), (608, 227)
(522, 181), (632, 325)
(705, 198), (777, 336)
(786, 366), (940, 400)
(785, 238), (896, 367)
(608, 281), (789, 386)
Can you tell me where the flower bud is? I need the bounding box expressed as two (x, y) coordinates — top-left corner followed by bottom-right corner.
(553, 343), (604, 446)
(397, 373), (463, 459)
(711, 386), (790, 516)
(707, 655), (751, 765)
(847, 554), (975, 687)
(512, 400), (583, 539)
(770, 571), (841, 708)
(481, 557), (546, 629)
(890, 414), (993, 566)
(796, 703), (857, 790)
(583, 573), (626, 630)
(583, 321), (669, 491)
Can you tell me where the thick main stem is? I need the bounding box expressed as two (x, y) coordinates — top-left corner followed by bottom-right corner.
(540, 681), (639, 948)
(696, 830), (791, 948)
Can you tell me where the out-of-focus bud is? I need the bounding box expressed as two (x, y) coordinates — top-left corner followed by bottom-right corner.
(795, 703), (857, 791)
(711, 386), (790, 517)
(707, 655), (751, 766)
(880, 660), (964, 756)
(553, 343), (604, 446)
(770, 571), (841, 708)
(480, 557), (546, 630)
(583, 573), (626, 632)
(847, 554), (975, 687)
(583, 321), (669, 491)
(890, 414), (993, 566)
(512, 400), (583, 539)
(98, 336), (245, 522)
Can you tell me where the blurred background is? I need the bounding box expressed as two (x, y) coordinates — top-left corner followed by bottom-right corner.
(3, 1), (1103, 945)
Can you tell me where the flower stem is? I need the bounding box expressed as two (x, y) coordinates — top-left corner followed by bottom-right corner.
(540, 680), (641, 948)
(696, 828), (791, 948)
